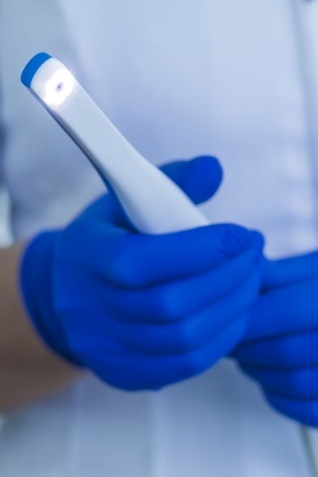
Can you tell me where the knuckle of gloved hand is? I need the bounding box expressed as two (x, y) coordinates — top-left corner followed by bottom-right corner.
(174, 320), (197, 352)
(153, 287), (186, 321)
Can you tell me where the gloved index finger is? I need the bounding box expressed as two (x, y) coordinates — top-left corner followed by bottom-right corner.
(102, 224), (264, 289)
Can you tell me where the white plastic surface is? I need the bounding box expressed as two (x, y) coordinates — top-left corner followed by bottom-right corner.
(29, 57), (208, 234)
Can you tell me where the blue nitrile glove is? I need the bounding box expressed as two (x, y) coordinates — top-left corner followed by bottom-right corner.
(233, 253), (318, 427)
(20, 155), (264, 391)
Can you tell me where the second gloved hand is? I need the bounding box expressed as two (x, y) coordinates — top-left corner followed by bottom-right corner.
(233, 252), (318, 427)
(21, 156), (264, 391)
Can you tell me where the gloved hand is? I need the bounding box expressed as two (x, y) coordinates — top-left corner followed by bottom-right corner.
(233, 252), (318, 427)
(20, 155), (264, 391)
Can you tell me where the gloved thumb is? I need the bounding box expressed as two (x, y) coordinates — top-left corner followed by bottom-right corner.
(159, 155), (223, 205)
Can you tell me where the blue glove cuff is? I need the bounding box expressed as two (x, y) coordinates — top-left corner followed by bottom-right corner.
(20, 231), (82, 366)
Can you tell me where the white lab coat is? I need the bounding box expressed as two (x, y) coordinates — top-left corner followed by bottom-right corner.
(0, 1), (318, 475)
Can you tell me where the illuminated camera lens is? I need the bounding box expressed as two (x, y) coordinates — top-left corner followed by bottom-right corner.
(42, 69), (75, 107)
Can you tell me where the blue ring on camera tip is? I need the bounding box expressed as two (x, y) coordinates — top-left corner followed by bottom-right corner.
(21, 52), (52, 88)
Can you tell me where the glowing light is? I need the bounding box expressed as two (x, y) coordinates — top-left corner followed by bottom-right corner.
(42, 68), (75, 107)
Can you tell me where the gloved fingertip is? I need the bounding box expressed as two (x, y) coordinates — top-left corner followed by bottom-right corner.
(220, 227), (264, 258)
(160, 156), (223, 204)
(250, 230), (265, 250)
(220, 226), (250, 257)
(191, 155), (223, 180)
